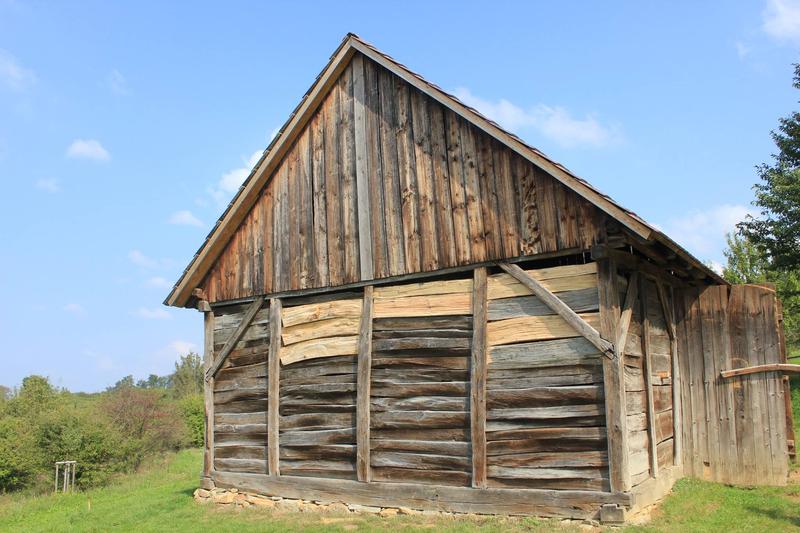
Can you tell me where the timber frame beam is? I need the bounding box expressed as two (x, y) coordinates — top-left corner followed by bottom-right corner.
(205, 296), (265, 380)
(498, 262), (614, 358)
(720, 363), (800, 379)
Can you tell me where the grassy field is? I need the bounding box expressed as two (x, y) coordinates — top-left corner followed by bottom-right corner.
(0, 449), (798, 532)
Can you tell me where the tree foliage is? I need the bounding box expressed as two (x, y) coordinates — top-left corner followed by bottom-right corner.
(739, 64), (800, 270)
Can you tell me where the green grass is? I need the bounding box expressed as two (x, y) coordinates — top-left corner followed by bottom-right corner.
(1, 449), (799, 532)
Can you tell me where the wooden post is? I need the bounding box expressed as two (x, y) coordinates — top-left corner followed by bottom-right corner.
(268, 298), (282, 476)
(639, 278), (659, 478)
(356, 286), (374, 481)
(352, 52), (374, 281)
(470, 267), (488, 488)
(597, 258), (630, 492)
(202, 304), (215, 488)
(660, 282), (683, 466)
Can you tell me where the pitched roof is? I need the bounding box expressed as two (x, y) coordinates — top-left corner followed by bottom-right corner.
(165, 33), (723, 308)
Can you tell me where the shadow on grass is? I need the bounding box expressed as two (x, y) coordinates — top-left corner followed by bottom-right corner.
(743, 505), (800, 528)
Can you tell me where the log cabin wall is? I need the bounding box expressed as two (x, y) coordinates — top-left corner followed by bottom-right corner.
(212, 303), (271, 474)
(485, 263), (608, 491)
(200, 53), (605, 304)
(203, 260), (631, 518)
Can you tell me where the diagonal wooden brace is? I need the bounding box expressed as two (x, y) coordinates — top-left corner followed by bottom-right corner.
(205, 296), (265, 381)
(498, 263), (615, 358)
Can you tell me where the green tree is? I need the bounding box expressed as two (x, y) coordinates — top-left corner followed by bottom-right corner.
(171, 353), (203, 399)
(739, 64), (800, 270)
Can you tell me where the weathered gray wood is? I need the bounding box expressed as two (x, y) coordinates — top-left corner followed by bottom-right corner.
(489, 338), (600, 369)
(488, 288), (599, 321)
(213, 470), (630, 518)
(356, 286), (373, 481)
(615, 272), (639, 354)
(471, 267), (488, 488)
(639, 279), (658, 478)
(352, 53), (373, 281)
(719, 363), (800, 378)
(370, 439), (470, 455)
(207, 296), (265, 380)
(203, 308), (215, 484)
(267, 298), (281, 475)
(498, 263), (613, 358)
(597, 258), (630, 492)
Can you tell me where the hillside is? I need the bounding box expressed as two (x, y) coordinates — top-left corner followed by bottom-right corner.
(0, 449), (798, 532)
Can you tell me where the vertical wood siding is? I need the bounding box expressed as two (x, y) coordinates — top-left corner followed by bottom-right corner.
(202, 54), (604, 304)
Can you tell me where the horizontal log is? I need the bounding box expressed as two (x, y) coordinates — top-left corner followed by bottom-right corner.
(629, 448), (650, 478)
(372, 337), (471, 352)
(371, 381), (468, 398)
(657, 438), (674, 469)
(371, 396), (470, 412)
(279, 428), (356, 446)
(214, 445), (266, 460)
(214, 458), (267, 474)
(627, 413), (648, 432)
(212, 470), (630, 518)
(214, 399), (268, 415)
(279, 359), (357, 381)
(280, 412), (356, 431)
(653, 385), (672, 413)
(213, 376), (266, 392)
(487, 313), (601, 347)
(371, 356), (468, 370)
(487, 417), (606, 432)
(487, 385), (603, 409)
(373, 293), (472, 318)
(214, 423), (266, 435)
(487, 372), (603, 389)
(488, 404), (604, 420)
(280, 445), (356, 461)
(628, 430), (649, 451)
(280, 459), (356, 472)
(215, 411), (267, 426)
(281, 317), (360, 345)
(488, 337), (600, 369)
(214, 433), (268, 446)
(373, 316), (472, 331)
(281, 298), (362, 327)
(487, 477), (609, 492)
(371, 410), (468, 430)
(371, 467), (471, 487)
(371, 451), (470, 471)
(370, 439), (470, 456)
(280, 382), (357, 397)
(655, 409), (674, 442)
(487, 288), (599, 321)
(486, 426), (606, 442)
(373, 278), (472, 300)
(371, 369), (469, 382)
(371, 428), (470, 441)
(372, 328), (471, 340)
(280, 336), (358, 366)
(489, 451), (608, 469)
(214, 389), (266, 405)
(215, 362), (267, 381)
(488, 466), (605, 481)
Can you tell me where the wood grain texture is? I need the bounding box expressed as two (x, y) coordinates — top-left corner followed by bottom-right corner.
(198, 56), (604, 304)
(356, 286), (373, 481)
(267, 298), (281, 476)
(470, 267), (488, 488)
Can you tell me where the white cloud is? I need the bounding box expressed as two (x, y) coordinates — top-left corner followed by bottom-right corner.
(66, 139), (110, 161)
(209, 150), (262, 205)
(452, 87), (622, 148)
(763, 0), (800, 43)
(168, 210), (203, 227)
(35, 178), (60, 193)
(144, 276), (171, 289)
(660, 204), (755, 263)
(128, 249), (158, 269)
(269, 126), (281, 141)
(735, 41), (751, 59)
(106, 69), (129, 95)
(135, 307), (171, 320)
(155, 340), (198, 361)
(63, 303), (85, 316)
(0, 49), (36, 91)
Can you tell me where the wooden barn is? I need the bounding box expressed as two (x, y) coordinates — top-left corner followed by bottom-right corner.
(166, 34), (794, 521)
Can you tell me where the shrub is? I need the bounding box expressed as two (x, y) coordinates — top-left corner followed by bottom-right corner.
(179, 394), (204, 448)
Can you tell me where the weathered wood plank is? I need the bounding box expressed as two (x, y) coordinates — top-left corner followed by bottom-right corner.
(352, 54), (374, 281)
(488, 288), (599, 321)
(203, 308), (215, 484)
(471, 267), (488, 488)
(356, 286), (373, 482)
(281, 298), (362, 327)
(597, 258), (630, 492)
(487, 312), (601, 347)
(280, 336), (359, 366)
(267, 298), (281, 476)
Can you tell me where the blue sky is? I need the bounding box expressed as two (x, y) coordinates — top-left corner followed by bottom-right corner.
(1, 1), (799, 392)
